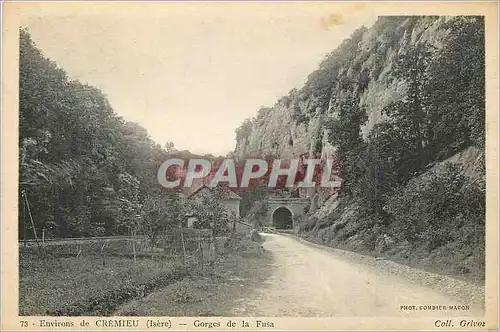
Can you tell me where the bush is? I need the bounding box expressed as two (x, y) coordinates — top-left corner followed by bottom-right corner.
(386, 163), (485, 252)
(249, 230), (262, 242)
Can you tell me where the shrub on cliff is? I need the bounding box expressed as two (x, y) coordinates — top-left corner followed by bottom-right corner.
(235, 118), (254, 142)
(385, 163), (485, 252)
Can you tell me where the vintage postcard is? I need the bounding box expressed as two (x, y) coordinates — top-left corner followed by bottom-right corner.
(1, 1), (498, 331)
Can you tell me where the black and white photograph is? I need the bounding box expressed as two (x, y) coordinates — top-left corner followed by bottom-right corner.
(1, 1), (498, 331)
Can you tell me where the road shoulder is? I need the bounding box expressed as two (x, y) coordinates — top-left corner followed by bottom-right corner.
(288, 233), (485, 308)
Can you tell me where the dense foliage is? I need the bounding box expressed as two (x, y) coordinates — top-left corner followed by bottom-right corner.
(188, 190), (232, 236)
(19, 29), (183, 239)
(238, 182), (268, 218)
(386, 163), (485, 251)
(325, 16), (485, 213)
(235, 118), (254, 142)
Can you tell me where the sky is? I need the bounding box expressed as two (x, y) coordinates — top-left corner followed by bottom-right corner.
(20, 3), (378, 156)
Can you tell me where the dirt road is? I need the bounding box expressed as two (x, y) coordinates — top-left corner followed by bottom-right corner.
(231, 234), (484, 317)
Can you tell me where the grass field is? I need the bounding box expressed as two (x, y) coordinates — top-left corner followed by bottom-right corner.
(19, 233), (264, 316)
(115, 234), (271, 316)
(19, 252), (186, 316)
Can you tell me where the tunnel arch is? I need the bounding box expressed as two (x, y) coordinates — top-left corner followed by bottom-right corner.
(272, 206), (293, 229)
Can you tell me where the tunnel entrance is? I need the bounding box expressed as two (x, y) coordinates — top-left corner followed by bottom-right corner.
(272, 207), (293, 229)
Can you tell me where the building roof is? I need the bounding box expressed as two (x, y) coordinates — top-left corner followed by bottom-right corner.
(187, 184), (242, 200)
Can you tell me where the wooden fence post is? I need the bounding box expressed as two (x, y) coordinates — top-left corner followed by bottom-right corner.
(180, 230), (187, 265)
(23, 191), (43, 255)
(132, 230), (137, 263)
(101, 241), (107, 267)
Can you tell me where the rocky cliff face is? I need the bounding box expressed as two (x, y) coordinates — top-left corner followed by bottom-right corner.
(233, 15), (485, 285)
(234, 16), (451, 159)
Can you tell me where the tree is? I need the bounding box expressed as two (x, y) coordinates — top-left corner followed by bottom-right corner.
(238, 182), (269, 217)
(19, 28), (170, 238)
(387, 41), (434, 172)
(326, 94), (367, 195)
(235, 118), (254, 142)
(243, 200), (268, 229)
(189, 190), (231, 236)
(164, 141), (176, 153)
(140, 193), (184, 247)
(425, 16), (485, 156)
(114, 173), (141, 235)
